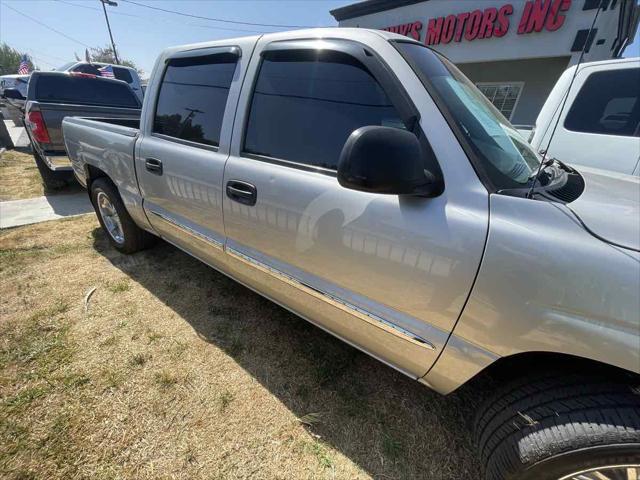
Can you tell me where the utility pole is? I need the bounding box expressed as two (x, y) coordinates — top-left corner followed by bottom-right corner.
(99, 0), (120, 64)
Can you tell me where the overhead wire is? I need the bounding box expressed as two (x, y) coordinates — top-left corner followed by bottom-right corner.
(25, 54), (57, 69)
(54, 0), (144, 18)
(3, 44), (58, 69)
(119, 0), (319, 29)
(23, 46), (68, 64)
(2, 2), (93, 49)
(52, 0), (272, 33)
(2, 0), (329, 72)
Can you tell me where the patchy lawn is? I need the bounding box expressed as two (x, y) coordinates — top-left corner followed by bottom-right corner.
(0, 149), (81, 201)
(0, 216), (481, 479)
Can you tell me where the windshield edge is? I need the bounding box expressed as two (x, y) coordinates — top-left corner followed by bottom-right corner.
(390, 39), (500, 193)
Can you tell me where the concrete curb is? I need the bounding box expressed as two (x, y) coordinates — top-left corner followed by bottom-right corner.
(0, 193), (93, 229)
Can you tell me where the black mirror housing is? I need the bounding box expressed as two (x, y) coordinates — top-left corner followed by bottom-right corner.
(337, 126), (443, 197)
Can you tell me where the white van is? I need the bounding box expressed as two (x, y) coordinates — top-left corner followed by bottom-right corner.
(530, 57), (640, 176)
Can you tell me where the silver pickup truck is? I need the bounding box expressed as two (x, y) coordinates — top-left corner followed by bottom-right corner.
(62, 29), (640, 480)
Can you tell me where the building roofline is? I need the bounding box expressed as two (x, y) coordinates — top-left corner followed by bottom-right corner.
(330, 0), (427, 22)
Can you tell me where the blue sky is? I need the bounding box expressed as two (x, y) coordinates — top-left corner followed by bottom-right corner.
(0, 0), (346, 74)
(1, 0), (638, 77)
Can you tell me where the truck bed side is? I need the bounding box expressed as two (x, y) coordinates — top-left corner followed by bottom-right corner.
(62, 116), (152, 232)
(34, 102), (140, 153)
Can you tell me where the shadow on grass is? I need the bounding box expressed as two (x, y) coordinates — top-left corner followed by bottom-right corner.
(44, 182), (84, 197)
(92, 229), (485, 479)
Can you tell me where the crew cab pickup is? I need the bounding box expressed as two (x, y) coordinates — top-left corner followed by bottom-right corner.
(25, 71), (141, 189)
(62, 29), (640, 480)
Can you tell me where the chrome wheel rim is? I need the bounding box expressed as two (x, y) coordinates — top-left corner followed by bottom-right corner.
(559, 465), (639, 480)
(96, 192), (124, 244)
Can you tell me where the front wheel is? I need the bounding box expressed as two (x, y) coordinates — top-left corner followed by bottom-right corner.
(90, 178), (156, 254)
(474, 371), (640, 480)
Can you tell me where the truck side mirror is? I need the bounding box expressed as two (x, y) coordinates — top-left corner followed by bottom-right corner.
(337, 126), (443, 197)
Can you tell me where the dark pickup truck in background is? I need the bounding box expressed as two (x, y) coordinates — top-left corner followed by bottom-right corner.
(24, 71), (141, 189)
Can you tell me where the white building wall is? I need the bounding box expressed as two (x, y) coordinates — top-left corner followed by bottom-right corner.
(458, 56), (571, 124)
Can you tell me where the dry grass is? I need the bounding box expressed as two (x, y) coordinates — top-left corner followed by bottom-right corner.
(0, 216), (481, 479)
(0, 149), (43, 201)
(0, 149), (82, 201)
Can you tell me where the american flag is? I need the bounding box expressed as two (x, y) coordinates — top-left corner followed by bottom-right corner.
(98, 65), (115, 78)
(18, 55), (30, 74)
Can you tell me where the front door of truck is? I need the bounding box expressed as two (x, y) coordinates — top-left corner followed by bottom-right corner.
(136, 47), (242, 262)
(222, 37), (489, 377)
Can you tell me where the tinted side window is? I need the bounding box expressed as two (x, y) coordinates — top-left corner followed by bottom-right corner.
(565, 68), (640, 137)
(35, 75), (140, 108)
(153, 55), (236, 147)
(244, 51), (404, 170)
(113, 67), (133, 84)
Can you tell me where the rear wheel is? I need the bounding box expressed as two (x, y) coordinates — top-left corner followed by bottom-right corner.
(33, 151), (73, 190)
(90, 178), (156, 254)
(474, 371), (640, 480)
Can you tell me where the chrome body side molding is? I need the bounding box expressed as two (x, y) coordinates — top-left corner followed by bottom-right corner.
(145, 213), (435, 352)
(149, 210), (224, 249)
(155, 235), (430, 380)
(226, 246), (436, 351)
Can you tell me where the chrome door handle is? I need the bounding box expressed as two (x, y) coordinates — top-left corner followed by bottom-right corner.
(145, 158), (163, 175)
(226, 180), (257, 206)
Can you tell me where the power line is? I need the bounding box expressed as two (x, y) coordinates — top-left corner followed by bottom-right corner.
(27, 55), (57, 69)
(29, 49), (68, 63)
(25, 52), (60, 68)
(54, 0), (142, 18)
(7, 43), (69, 63)
(154, 20), (270, 35)
(119, 0), (317, 29)
(53, 0), (271, 34)
(2, 2), (93, 49)
(5, 45), (57, 69)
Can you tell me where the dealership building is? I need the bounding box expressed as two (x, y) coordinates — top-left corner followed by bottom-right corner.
(331, 0), (639, 125)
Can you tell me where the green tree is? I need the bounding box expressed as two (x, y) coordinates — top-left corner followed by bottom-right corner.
(0, 43), (37, 75)
(87, 45), (142, 75)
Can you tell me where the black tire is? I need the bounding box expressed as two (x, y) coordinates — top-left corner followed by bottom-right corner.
(90, 177), (156, 254)
(474, 371), (640, 480)
(33, 151), (74, 190)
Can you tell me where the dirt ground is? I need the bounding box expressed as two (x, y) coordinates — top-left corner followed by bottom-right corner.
(0, 149), (82, 201)
(0, 214), (481, 479)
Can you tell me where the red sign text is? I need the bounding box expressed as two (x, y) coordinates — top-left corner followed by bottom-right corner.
(382, 0), (572, 46)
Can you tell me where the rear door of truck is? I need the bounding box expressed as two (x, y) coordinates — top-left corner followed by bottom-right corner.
(135, 39), (256, 266)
